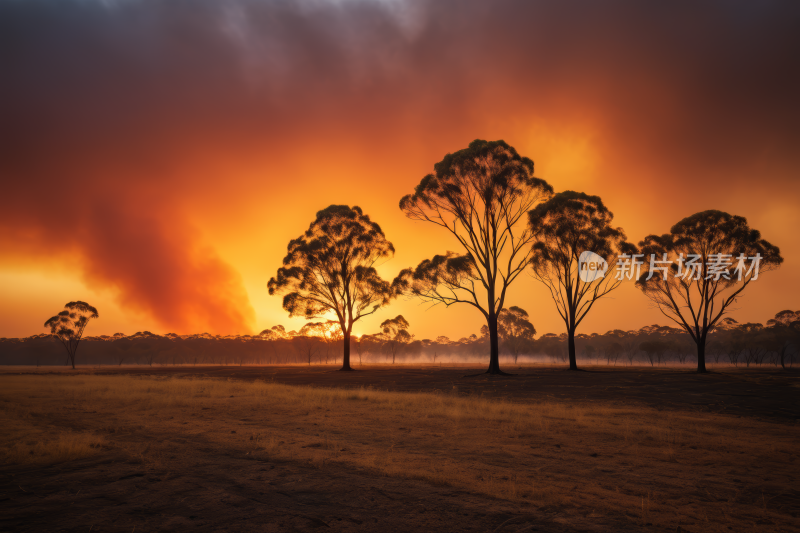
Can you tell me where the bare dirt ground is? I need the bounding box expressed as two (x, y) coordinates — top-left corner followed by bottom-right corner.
(1, 365), (799, 532)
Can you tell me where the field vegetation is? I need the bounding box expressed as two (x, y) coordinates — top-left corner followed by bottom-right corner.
(2, 373), (798, 531)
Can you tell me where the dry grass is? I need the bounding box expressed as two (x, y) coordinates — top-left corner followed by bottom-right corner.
(1, 374), (798, 532)
(0, 399), (107, 466)
(6, 432), (106, 465)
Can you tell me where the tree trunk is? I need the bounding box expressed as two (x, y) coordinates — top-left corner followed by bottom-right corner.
(567, 329), (578, 371)
(696, 338), (707, 373)
(487, 312), (502, 374)
(340, 329), (353, 371)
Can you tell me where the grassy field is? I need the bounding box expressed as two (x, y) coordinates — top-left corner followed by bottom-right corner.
(1, 371), (799, 532)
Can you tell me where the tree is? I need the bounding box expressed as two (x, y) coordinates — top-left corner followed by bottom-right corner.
(379, 315), (412, 364)
(268, 205), (397, 371)
(622, 340), (638, 366)
(538, 333), (568, 364)
(299, 321), (343, 365)
(113, 335), (131, 366)
(259, 325), (288, 365)
(296, 323), (324, 366)
(396, 140), (553, 374)
(433, 336), (451, 363)
(639, 340), (668, 367)
(321, 320), (343, 364)
(44, 301), (98, 369)
(352, 335), (365, 366)
(766, 310), (800, 369)
(259, 325), (287, 339)
(606, 342), (622, 366)
(584, 344), (596, 363)
(730, 322), (767, 367)
(355, 333), (382, 365)
(497, 306), (536, 364)
(528, 191), (636, 370)
(767, 310), (800, 328)
(636, 210), (783, 373)
(138, 341), (158, 366)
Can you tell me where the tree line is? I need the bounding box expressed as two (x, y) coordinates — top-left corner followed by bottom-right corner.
(32, 140), (786, 373)
(4, 307), (798, 368)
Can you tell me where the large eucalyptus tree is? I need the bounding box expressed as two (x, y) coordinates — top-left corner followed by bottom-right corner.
(528, 191), (635, 370)
(637, 210), (783, 372)
(395, 140), (553, 374)
(268, 205), (396, 371)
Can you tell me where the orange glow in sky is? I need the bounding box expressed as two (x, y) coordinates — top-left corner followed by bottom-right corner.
(1, 1), (798, 340)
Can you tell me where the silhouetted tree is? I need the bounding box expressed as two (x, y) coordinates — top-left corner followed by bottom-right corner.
(259, 325), (288, 364)
(637, 210), (783, 373)
(584, 344), (597, 363)
(497, 306), (536, 364)
(620, 340), (638, 366)
(766, 310), (800, 369)
(321, 320), (343, 364)
(639, 340), (668, 366)
(396, 140), (553, 374)
(538, 333), (568, 363)
(359, 334), (385, 364)
(268, 205), (396, 371)
(352, 334), (365, 366)
(136, 341), (157, 366)
(730, 322), (767, 367)
(299, 321), (342, 364)
(768, 310), (800, 328)
(379, 315), (412, 364)
(263, 325), (286, 338)
(433, 336), (451, 363)
(114, 335), (131, 366)
(528, 191), (636, 370)
(44, 301), (98, 369)
(606, 342), (622, 366)
(297, 323), (324, 365)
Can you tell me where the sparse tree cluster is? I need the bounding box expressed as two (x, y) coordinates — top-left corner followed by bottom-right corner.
(11, 306), (796, 368)
(32, 141), (787, 375)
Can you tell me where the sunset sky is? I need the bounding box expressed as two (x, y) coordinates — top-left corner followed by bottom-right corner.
(1, 0), (799, 341)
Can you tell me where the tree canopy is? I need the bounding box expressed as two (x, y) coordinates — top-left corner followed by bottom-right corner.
(396, 139), (553, 374)
(497, 306), (536, 364)
(765, 309), (800, 369)
(379, 315), (412, 364)
(528, 190), (636, 370)
(44, 301), (99, 369)
(259, 325), (288, 341)
(636, 210), (783, 372)
(268, 205), (396, 370)
(767, 309), (800, 329)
